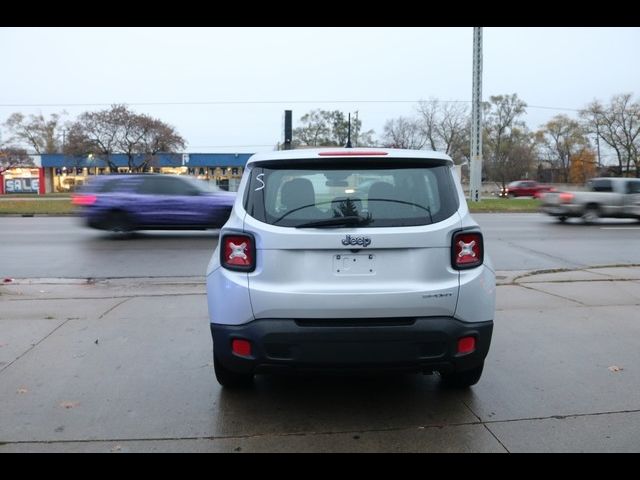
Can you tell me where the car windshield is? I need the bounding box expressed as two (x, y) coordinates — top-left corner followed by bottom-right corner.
(244, 160), (458, 228)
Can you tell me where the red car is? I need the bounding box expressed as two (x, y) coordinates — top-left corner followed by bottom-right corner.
(503, 180), (555, 198)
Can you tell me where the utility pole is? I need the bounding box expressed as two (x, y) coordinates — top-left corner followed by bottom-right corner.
(283, 110), (292, 150)
(469, 27), (483, 203)
(354, 110), (359, 147)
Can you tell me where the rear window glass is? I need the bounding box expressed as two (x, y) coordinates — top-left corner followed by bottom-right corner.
(588, 179), (613, 192)
(79, 177), (123, 193)
(96, 178), (122, 193)
(626, 181), (640, 194)
(136, 176), (198, 195)
(245, 161), (458, 228)
(182, 176), (222, 193)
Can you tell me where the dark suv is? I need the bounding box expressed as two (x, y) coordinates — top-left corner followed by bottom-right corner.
(73, 174), (235, 232)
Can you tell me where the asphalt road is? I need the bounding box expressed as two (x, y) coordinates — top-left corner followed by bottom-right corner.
(0, 213), (640, 278)
(1, 214), (639, 278)
(479, 213), (640, 271)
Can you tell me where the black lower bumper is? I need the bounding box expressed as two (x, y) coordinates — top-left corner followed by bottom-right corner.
(211, 317), (493, 375)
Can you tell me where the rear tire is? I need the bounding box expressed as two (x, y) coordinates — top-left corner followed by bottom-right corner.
(557, 216), (567, 223)
(104, 210), (133, 233)
(582, 206), (599, 224)
(441, 362), (484, 388)
(214, 354), (254, 388)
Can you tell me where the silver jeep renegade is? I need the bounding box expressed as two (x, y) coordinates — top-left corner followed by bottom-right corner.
(206, 148), (495, 388)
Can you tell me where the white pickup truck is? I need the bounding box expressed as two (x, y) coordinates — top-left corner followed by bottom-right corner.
(541, 177), (640, 223)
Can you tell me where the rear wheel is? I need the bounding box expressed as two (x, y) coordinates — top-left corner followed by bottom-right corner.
(213, 354), (254, 388)
(441, 362), (484, 388)
(104, 210), (133, 233)
(582, 205), (600, 224)
(557, 216), (567, 223)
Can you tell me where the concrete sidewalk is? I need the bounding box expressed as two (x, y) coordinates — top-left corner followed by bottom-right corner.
(1, 266), (639, 452)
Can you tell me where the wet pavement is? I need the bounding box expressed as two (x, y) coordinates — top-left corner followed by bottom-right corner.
(1, 267), (639, 452)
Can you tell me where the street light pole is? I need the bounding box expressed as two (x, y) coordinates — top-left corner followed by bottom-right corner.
(354, 110), (359, 147)
(469, 27), (483, 203)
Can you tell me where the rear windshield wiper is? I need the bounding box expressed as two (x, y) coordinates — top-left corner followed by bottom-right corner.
(295, 216), (369, 228)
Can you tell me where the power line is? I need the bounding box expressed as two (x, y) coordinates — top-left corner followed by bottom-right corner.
(528, 104), (581, 112)
(0, 100), (428, 108)
(0, 99), (582, 112)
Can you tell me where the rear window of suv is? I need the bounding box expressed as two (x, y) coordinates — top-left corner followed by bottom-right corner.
(244, 159), (459, 228)
(79, 176), (123, 194)
(588, 179), (613, 192)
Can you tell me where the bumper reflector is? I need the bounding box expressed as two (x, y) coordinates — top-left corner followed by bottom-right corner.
(457, 336), (476, 354)
(232, 339), (252, 357)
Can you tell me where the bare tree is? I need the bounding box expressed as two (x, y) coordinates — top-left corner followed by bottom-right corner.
(435, 102), (470, 158)
(116, 107), (152, 171)
(497, 129), (538, 184)
(292, 109), (375, 147)
(293, 110), (332, 147)
(581, 94), (640, 177)
(580, 100), (606, 169)
(0, 147), (33, 174)
(581, 99), (623, 175)
(65, 107), (122, 171)
(614, 94), (640, 177)
(135, 117), (186, 170)
(483, 94), (534, 188)
(416, 100), (440, 150)
(3, 112), (66, 154)
(381, 116), (426, 149)
(64, 105), (185, 172)
(328, 111), (349, 147)
(416, 100), (470, 162)
(539, 114), (589, 183)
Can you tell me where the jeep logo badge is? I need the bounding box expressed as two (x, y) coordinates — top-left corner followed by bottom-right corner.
(341, 234), (371, 248)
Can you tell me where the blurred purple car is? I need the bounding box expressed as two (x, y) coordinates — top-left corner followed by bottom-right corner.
(72, 174), (236, 232)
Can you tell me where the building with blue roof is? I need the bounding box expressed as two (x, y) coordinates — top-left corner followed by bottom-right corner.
(18, 152), (254, 193)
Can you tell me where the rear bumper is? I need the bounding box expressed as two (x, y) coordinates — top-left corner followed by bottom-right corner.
(211, 317), (493, 375)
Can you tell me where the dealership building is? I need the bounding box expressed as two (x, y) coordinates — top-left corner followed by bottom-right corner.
(0, 152), (253, 194)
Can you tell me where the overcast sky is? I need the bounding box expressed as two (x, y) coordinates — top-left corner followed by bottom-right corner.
(1, 27), (639, 153)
